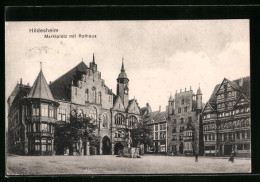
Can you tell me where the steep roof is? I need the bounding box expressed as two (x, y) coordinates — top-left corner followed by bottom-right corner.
(207, 76), (250, 110)
(143, 110), (168, 124)
(27, 70), (55, 101)
(49, 61), (88, 101)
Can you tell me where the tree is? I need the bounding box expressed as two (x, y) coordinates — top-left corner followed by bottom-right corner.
(54, 108), (99, 155)
(127, 121), (153, 148)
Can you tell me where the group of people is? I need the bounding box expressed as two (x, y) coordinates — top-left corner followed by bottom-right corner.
(193, 150), (236, 163)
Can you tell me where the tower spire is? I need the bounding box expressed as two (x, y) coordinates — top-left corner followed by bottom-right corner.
(121, 57), (125, 72)
(93, 53), (95, 64)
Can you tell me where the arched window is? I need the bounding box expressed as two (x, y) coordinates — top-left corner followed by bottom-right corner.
(85, 89), (89, 102)
(98, 92), (102, 104)
(128, 115), (138, 127)
(89, 106), (97, 121)
(103, 113), (108, 128)
(92, 87), (96, 103)
(115, 113), (125, 125)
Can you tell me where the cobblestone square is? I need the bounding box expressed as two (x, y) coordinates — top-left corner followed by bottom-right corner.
(6, 155), (251, 175)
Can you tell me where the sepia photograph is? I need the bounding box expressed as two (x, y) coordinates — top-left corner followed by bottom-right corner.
(5, 20), (251, 175)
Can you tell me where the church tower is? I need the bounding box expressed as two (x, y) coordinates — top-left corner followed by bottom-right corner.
(196, 85), (202, 111)
(116, 58), (129, 108)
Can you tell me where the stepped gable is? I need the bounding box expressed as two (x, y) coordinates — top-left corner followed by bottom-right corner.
(49, 61), (88, 101)
(27, 70), (55, 101)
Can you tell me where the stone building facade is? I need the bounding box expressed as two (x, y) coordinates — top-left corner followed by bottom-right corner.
(202, 77), (250, 157)
(167, 88), (204, 156)
(7, 54), (141, 155)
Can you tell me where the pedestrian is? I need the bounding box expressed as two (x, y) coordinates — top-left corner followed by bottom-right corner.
(195, 152), (198, 162)
(229, 152), (234, 163)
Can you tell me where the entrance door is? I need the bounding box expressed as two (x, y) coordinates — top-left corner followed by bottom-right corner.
(224, 145), (232, 155)
(83, 141), (87, 155)
(114, 142), (124, 155)
(179, 143), (183, 154)
(155, 142), (158, 153)
(102, 136), (110, 155)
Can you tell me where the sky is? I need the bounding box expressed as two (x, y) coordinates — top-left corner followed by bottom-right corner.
(5, 20), (250, 112)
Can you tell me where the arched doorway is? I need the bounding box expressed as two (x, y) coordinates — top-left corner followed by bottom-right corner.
(114, 142), (124, 155)
(102, 136), (110, 155)
(179, 143), (183, 154)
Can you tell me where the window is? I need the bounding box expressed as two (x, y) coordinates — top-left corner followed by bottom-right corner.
(155, 124), (158, 131)
(224, 84), (227, 92)
(212, 133), (215, 140)
(98, 92), (101, 104)
(237, 144), (243, 150)
(33, 104), (39, 116)
(247, 130), (251, 139)
(75, 88), (77, 95)
(172, 135), (177, 141)
(209, 134), (211, 140)
(244, 144), (250, 150)
(173, 119), (177, 124)
(41, 104), (48, 116)
(188, 117), (192, 123)
(155, 132), (158, 140)
(180, 126), (184, 132)
(102, 113), (108, 128)
(57, 108), (66, 121)
(36, 123), (40, 132)
(228, 133), (233, 140)
(180, 118), (184, 123)
(115, 131), (123, 138)
(178, 108), (181, 113)
(49, 106), (54, 118)
(218, 134), (222, 141)
(224, 133), (227, 141)
(182, 99), (185, 105)
(42, 145), (46, 152)
(242, 131), (245, 139)
(172, 127), (176, 133)
(160, 124), (162, 130)
(204, 134), (207, 141)
(89, 106), (97, 122)
(92, 87), (96, 103)
(35, 145), (40, 151)
(179, 135), (183, 140)
(41, 123), (48, 132)
(85, 89), (89, 102)
(184, 107), (187, 112)
(128, 115), (138, 127)
(207, 114), (211, 119)
(114, 113), (125, 125)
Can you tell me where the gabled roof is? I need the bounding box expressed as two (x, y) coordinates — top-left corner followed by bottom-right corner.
(202, 102), (216, 113)
(233, 93), (250, 107)
(27, 70), (55, 101)
(49, 61), (88, 101)
(206, 76), (250, 111)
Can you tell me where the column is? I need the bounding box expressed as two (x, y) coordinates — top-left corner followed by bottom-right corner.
(99, 140), (103, 155)
(52, 138), (55, 155)
(79, 139), (83, 156)
(111, 143), (115, 155)
(86, 141), (90, 156)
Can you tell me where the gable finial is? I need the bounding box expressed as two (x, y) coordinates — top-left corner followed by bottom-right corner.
(40, 62), (42, 72)
(93, 53), (95, 63)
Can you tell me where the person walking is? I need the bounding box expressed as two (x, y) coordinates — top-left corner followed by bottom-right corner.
(229, 151), (234, 163)
(195, 152), (199, 162)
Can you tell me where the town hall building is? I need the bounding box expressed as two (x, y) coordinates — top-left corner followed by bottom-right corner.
(7, 54), (141, 156)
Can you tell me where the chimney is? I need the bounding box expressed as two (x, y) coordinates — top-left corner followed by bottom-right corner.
(159, 105), (161, 111)
(27, 83), (30, 86)
(49, 81), (52, 84)
(20, 78), (22, 85)
(190, 86), (192, 90)
(239, 78), (243, 87)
